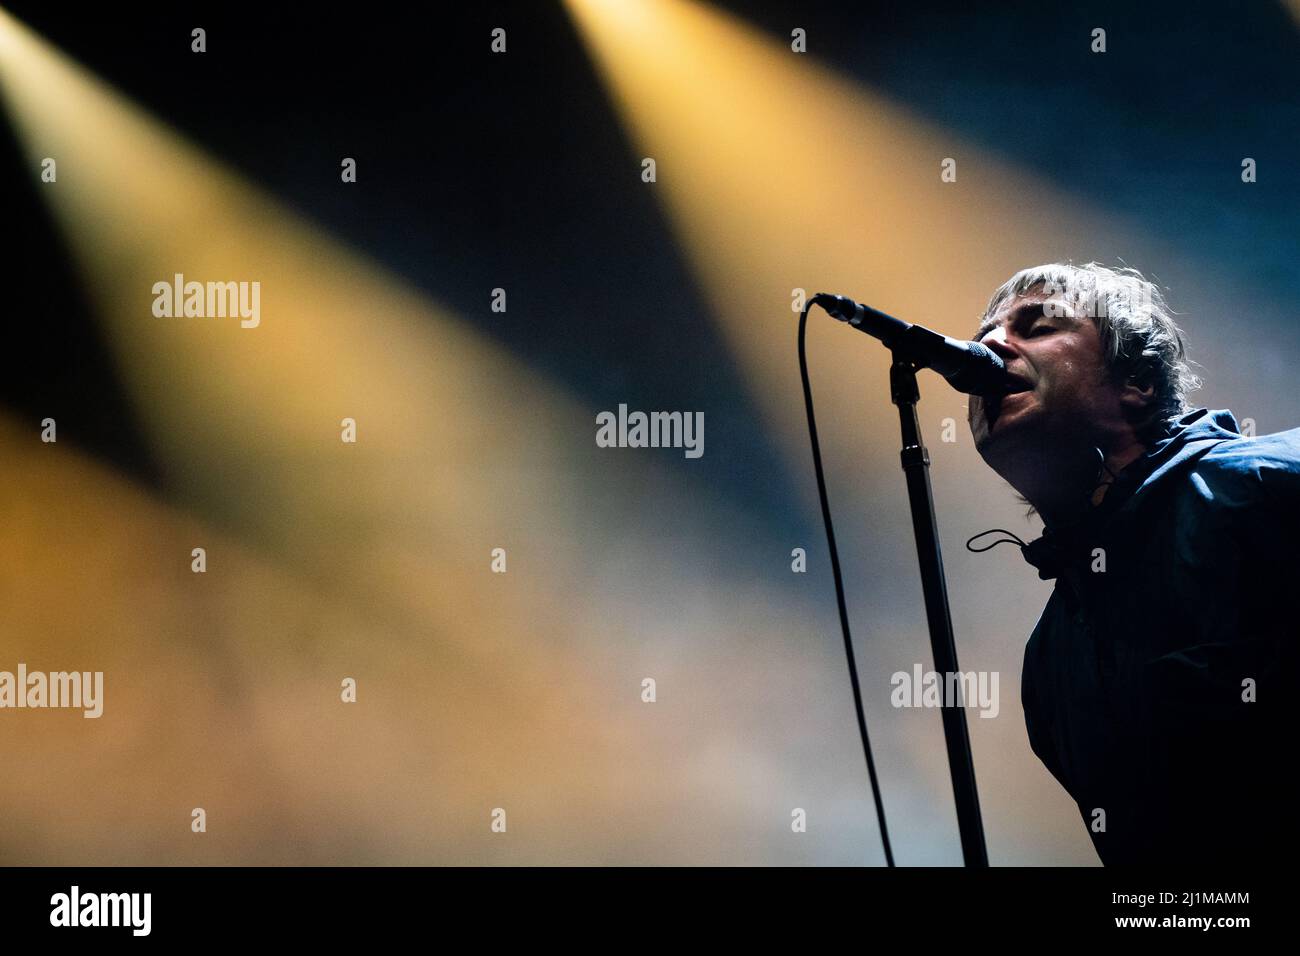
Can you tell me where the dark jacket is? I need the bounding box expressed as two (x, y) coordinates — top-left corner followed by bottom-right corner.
(1019, 408), (1300, 865)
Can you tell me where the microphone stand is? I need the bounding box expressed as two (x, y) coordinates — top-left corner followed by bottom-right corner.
(890, 353), (989, 867)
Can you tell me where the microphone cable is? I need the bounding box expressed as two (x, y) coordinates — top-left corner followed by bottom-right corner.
(798, 302), (896, 867)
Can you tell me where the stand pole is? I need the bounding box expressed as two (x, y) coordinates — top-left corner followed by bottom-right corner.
(890, 355), (989, 867)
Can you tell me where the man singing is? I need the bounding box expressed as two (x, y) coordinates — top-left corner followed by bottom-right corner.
(966, 262), (1299, 865)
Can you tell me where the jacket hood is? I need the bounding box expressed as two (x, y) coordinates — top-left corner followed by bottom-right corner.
(1020, 408), (1242, 580)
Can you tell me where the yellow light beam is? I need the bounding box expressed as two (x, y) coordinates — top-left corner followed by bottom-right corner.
(563, 0), (1180, 492)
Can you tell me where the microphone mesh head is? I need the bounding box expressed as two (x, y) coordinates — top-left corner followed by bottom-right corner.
(949, 340), (1010, 396)
(967, 340), (1005, 371)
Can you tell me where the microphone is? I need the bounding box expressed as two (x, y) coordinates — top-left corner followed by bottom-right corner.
(811, 293), (1014, 396)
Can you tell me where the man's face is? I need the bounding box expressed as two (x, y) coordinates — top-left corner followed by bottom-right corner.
(967, 287), (1120, 459)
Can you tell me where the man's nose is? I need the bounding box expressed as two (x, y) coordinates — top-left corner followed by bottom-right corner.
(981, 328), (1018, 360)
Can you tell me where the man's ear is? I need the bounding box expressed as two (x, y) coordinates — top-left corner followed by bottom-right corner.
(1120, 374), (1157, 412)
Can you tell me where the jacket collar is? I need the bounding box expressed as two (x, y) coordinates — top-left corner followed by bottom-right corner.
(1019, 409), (1240, 580)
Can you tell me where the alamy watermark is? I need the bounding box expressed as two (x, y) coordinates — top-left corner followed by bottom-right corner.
(50, 886), (150, 936)
(1041, 277), (1153, 320)
(0, 664), (103, 718)
(152, 273), (260, 328)
(596, 404), (704, 459)
(891, 664), (999, 718)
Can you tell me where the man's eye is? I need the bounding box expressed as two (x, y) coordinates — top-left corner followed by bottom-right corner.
(1028, 324), (1056, 337)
